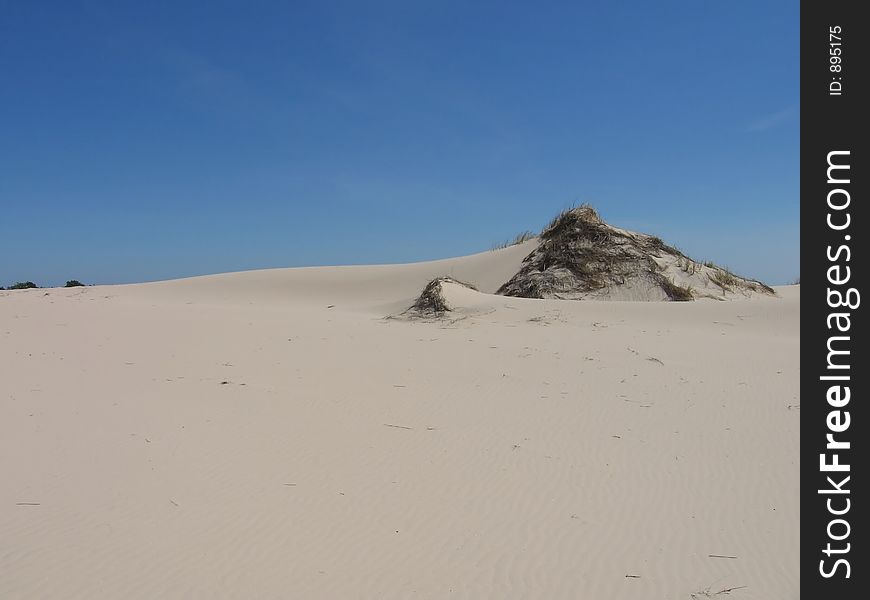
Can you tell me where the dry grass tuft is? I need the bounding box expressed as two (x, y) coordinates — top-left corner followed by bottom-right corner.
(658, 276), (694, 301)
(709, 267), (774, 295)
(492, 230), (537, 250)
(406, 277), (478, 317)
(541, 203), (603, 238)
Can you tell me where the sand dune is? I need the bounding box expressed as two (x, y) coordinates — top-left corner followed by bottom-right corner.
(499, 206), (774, 302)
(1, 244), (798, 599)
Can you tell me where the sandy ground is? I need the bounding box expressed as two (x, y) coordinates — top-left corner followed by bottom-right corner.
(1, 242), (799, 599)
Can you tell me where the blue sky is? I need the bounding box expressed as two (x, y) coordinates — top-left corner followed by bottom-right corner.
(1, 1), (798, 286)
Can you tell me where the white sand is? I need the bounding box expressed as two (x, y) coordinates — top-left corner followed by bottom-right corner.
(0, 243), (799, 599)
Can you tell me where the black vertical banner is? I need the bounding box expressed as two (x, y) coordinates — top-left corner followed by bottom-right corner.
(802, 1), (867, 595)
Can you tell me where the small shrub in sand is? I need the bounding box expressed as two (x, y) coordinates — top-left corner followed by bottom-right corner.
(658, 277), (693, 301)
(8, 281), (38, 290)
(65, 280), (85, 287)
(406, 276), (478, 317)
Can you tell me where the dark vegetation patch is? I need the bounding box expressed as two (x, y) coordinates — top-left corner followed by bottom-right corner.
(498, 204), (684, 299)
(406, 276), (478, 317)
(657, 276), (694, 301)
(496, 204), (773, 301)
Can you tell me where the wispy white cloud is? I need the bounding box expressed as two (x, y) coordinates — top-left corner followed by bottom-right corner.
(746, 105), (798, 132)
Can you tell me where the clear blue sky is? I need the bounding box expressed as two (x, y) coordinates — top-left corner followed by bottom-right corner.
(1, 1), (798, 286)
